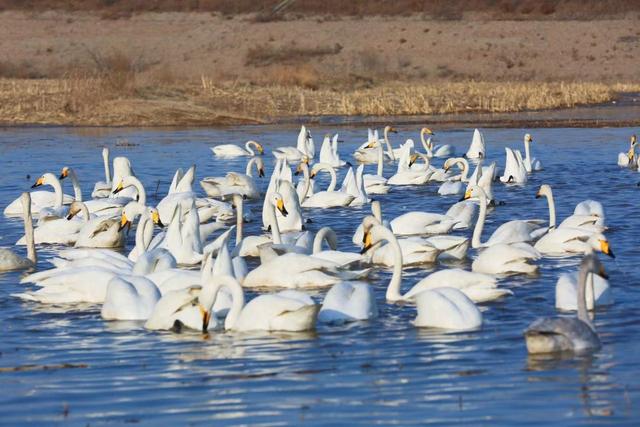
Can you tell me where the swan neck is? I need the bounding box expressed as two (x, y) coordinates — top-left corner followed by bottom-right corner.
(245, 141), (255, 156)
(545, 189), (556, 228)
(300, 163), (311, 201)
(524, 138), (531, 162)
(51, 176), (64, 207)
(376, 143), (384, 176)
(69, 170), (83, 202)
(268, 199), (282, 244)
(371, 200), (382, 222)
(132, 177), (147, 205)
(102, 148), (111, 183)
(326, 166), (337, 192)
(235, 197), (243, 247)
(471, 189), (487, 248)
(220, 276), (245, 330)
(376, 226), (403, 301)
(384, 129), (395, 161)
(460, 158), (470, 182)
(21, 194), (36, 264)
(577, 262), (595, 330)
(245, 157), (257, 176)
(312, 227), (336, 253)
(79, 202), (90, 223)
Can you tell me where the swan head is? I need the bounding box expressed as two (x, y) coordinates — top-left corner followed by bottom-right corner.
(59, 166), (71, 180)
(535, 184), (551, 199)
(461, 185), (484, 201)
(66, 201), (84, 220)
(631, 134), (637, 145)
(421, 127), (434, 136)
(113, 179), (125, 194)
(360, 215), (383, 254)
(271, 192), (288, 217)
(294, 157), (309, 176)
(385, 125), (398, 134)
(588, 234), (614, 258)
(149, 208), (164, 227)
(525, 133), (533, 143)
(31, 173), (56, 189)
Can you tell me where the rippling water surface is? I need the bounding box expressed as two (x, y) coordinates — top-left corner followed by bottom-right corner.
(1, 126), (639, 425)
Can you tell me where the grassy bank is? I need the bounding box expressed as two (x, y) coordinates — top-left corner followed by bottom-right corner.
(1, 77), (638, 126)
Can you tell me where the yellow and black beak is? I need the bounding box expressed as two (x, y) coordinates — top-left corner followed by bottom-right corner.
(259, 167), (265, 178)
(59, 169), (69, 180)
(360, 230), (373, 254)
(276, 198), (288, 217)
(294, 164), (302, 176)
(390, 127), (398, 134)
(151, 211), (164, 228)
(118, 213), (131, 232)
(257, 144), (264, 155)
(535, 190), (541, 199)
(112, 181), (124, 194)
(310, 171), (317, 178)
(199, 304), (211, 333)
(66, 210), (77, 221)
(424, 127), (434, 136)
(459, 189), (472, 202)
(527, 135), (533, 143)
(31, 176), (44, 189)
(600, 239), (615, 258)
(408, 154), (418, 167)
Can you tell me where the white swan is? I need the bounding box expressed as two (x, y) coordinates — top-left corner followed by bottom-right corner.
(556, 269), (612, 311)
(361, 219), (482, 330)
(4, 173), (74, 217)
(362, 142), (390, 194)
(472, 242), (540, 276)
(91, 147), (113, 198)
(339, 164), (369, 206)
(200, 157), (264, 200)
(207, 275), (319, 332)
(438, 157), (469, 196)
(465, 128), (485, 159)
(420, 127), (454, 158)
(390, 211), (456, 236)
(522, 133), (542, 172)
(211, 140), (264, 157)
(445, 200), (477, 230)
(273, 126), (314, 162)
(536, 185), (605, 233)
(388, 142), (431, 186)
(123, 203), (164, 261)
(525, 254), (604, 354)
(68, 202), (126, 248)
(109, 156), (138, 200)
(465, 160), (497, 206)
(60, 166), (129, 217)
(15, 200), (89, 246)
(319, 133), (346, 167)
(534, 228), (614, 257)
(101, 276), (161, 321)
(300, 163), (354, 208)
(403, 269), (511, 303)
(617, 134), (636, 167)
(311, 227), (363, 266)
(318, 281), (378, 324)
(500, 147), (528, 184)
(463, 186), (540, 247)
(574, 200), (605, 226)
(354, 126), (397, 163)
(0, 193), (36, 271)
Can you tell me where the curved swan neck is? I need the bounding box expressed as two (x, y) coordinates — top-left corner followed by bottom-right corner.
(127, 176), (147, 205)
(49, 175), (64, 208)
(544, 188), (556, 228)
(524, 136), (531, 163)
(216, 276), (245, 330)
(299, 163), (311, 201)
(374, 225), (403, 301)
(315, 164), (337, 192)
(245, 141), (258, 156)
(577, 260), (595, 330)
(245, 157), (257, 176)
(78, 202), (90, 223)
(459, 158), (470, 182)
(420, 131), (433, 157)
(68, 170), (83, 202)
(376, 143), (384, 176)
(234, 195), (243, 247)
(21, 193), (36, 264)
(102, 148), (111, 183)
(384, 128), (395, 161)
(135, 213), (154, 252)
(313, 227), (337, 253)
(471, 186), (487, 248)
(267, 198), (282, 244)
(371, 200), (383, 222)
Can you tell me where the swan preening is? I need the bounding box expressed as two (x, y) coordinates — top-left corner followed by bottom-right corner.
(617, 134), (637, 168)
(3, 126), (620, 362)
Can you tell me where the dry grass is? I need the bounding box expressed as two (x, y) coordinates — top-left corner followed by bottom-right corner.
(2, 75), (637, 126)
(246, 43), (342, 67)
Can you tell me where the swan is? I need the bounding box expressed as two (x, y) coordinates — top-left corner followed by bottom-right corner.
(445, 200), (477, 230)
(299, 163), (354, 208)
(574, 200), (605, 226)
(200, 156), (264, 200)
(465, 128), (485, 159)
(318, 281), (378, 324)
(205, 275), (319, 332)
(110, 156), (138, 200)
(419, 127), (454, 158)
(354, 126), (397, 163)
(273, 126), (314, 162)
(4, 173), (74, 217)
(472, 242), (540, 275)
(339, 164), (369, 206)
(0, 193), (36, 271)
(522, 133), (542, 172)
(91, 147), (113, 198)
(534, 228), (614, 257)
(536, 185), (605, 233)
(362, 142), (390, 194)
(67, 202), (126, 248)
(438, 157), (469, 196)
(617, 134), (636, 167)
(211, 140), (264, 157)
(101, 276), (161, 321)
(122, 203), (164, 261)
(361, 218), (482, 330)
(556, 269), (612, 311)
(500, 147), (528, 184)
(389, 211), (457, 236)
(463, 186), (540, 247)
(319, 134), (346, 167)
(163, 201), (203, 266)
(403, 269), (511, 303)
(525, 254), (604, 354)
(15, 248), (176, 304)
(311, 227), (364, 266)
(59, 166), (129, 217)
(388, 143), (431, 186)
(465, 160), (497, 206)
(15, 200), (91, 245)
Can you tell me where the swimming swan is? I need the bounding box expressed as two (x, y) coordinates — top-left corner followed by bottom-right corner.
(211, 140), (264, 157)
(200, 157), (265, 200)
(4, 173), (74, 217)
(524, 254), (604, 354)
(0, 193), (36, 271)
(465, 128), (485, 159)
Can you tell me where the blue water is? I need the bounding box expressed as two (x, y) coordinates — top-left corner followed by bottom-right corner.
(0, 126), (639, 425)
